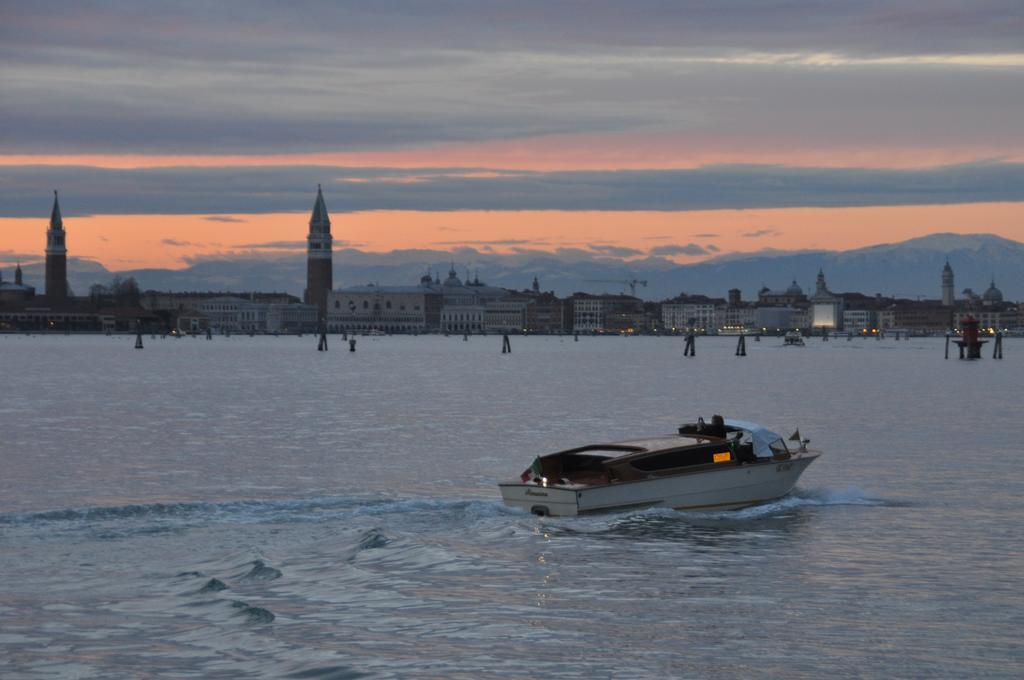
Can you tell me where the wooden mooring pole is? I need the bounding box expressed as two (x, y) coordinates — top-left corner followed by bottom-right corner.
(683, 332), (696, 357)
(735, 334), (746, 356)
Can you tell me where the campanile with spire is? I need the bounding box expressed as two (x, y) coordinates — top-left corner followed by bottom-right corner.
(305, 184), (333, 318)
(45, 190), (68, 300)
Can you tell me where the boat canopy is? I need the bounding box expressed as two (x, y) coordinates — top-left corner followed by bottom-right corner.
(723, 419), (785, 459)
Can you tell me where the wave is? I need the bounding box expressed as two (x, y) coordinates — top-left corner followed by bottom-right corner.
(0, 494), (519, 532)
(230, 600), (275, 624)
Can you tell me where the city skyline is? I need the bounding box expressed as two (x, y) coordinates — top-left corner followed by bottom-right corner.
(2, 1), (1023, 270)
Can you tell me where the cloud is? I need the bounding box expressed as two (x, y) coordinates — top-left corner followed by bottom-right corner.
(588, 244), (646, 257)
(694, 232), (719, 238)
(742, 229), (783, 238)
(236, 240), (308, 250)
(204, 215), (248, 223)
(0, 251), (43, 265)
(432, 239), (540, 246)
(1, 3), (1022, 156)
(707, 244), (720, 252)
(161, 238), (194, 247)
(2, 162), (1023, 216)
(649, 243), (711, 256)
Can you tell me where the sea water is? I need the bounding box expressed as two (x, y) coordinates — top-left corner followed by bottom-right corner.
(0, 334), (1021, 678)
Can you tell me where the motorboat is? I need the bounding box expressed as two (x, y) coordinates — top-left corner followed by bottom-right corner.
(783, 330), (805, 346)
(498, 417), (820, 516)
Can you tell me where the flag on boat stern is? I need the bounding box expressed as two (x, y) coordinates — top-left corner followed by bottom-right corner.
(789, 429), (802, 442)
(520, 457), (542, 482)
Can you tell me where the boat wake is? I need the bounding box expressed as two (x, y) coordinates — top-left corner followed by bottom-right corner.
(0, 487), (888, 541)
(0, 494), (522, 538)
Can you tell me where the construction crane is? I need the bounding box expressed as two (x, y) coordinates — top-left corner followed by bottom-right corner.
(585, 278), (648, 297)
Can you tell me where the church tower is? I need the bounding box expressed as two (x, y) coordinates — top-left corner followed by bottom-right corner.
(45, 191), (68, 300)
(305, 185), (333, 319)
(941, 259), (955, 306)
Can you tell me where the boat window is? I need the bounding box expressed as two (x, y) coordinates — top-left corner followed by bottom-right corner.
(631, 444), (731, 471)
(768, 438), (789, 456)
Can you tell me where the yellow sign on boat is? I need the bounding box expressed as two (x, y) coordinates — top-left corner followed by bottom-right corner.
(713, 452), (732, 463)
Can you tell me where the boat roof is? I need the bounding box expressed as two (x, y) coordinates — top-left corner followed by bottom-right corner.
(558, 420), (784, 460)
(724, 419), (785, 457)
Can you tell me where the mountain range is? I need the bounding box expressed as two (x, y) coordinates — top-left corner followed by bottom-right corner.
(10, 233), (1023, 302)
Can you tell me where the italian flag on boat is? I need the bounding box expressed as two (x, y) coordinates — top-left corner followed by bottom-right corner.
(520, 457), (542, 482)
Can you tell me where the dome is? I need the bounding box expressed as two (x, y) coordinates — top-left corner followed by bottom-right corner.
(786, 280), (803, 295)
(983, 279), (1003, 303)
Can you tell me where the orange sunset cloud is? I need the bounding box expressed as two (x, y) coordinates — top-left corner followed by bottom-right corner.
(3, 203), (1022, 272)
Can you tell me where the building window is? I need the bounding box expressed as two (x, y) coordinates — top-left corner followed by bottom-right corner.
(386, 301), (392, 309)
(334, 300), (340, 308)
(363, 301), (369, 309)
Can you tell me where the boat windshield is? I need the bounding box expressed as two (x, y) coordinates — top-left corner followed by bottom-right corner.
(768, 438), (789, 456)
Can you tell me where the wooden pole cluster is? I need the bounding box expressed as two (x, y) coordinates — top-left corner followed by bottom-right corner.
(501, 334), (512, 354)
(683, 332), (696, 357)
(735, 335), (746, 356)
(993, 332), (1003, 359)
(317, 319), (328, 352)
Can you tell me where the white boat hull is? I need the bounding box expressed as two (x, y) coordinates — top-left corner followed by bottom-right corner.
(499, 452), (819, 516)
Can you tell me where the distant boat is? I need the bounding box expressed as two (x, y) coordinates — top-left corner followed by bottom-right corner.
(783, 330), (805, 347)
(499, 417), (820, 516)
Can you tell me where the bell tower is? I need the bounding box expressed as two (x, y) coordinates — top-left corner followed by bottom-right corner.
(941, 259), (955, 306)
(45, 190), (68, 300)
(305, 184), (333, 319)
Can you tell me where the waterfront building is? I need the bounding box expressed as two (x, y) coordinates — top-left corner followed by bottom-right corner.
(790, 307), (812, 329)
(981, 279), (1003, 305)
(327, 280), (441, 333)
(175, 308), (209, 334)
(524, 291), (568, 334)
(266, 302), (318, 334)
(437, 267), (507, 333)
(715, 290), (756, 334)
(758, 281), (806, 307)
(842, 308), (877, 332)
(0, 193), (159, 332)
(141, 291), (297, 314)
(754, 307), (797, 333)
(810, 269), (844, 330)
(198, 296), (268, 333)
(0, 265), (35, 304)
(572, 293), (643, 333)
(877, 302), (951, 332)
(305, 185), (333, 320)
(661, 295), (719, 333)
(715, 305), (757, 334)
(483, 297), (531, 333)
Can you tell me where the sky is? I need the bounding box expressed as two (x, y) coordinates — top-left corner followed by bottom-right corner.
(2, 1), (1023, 271)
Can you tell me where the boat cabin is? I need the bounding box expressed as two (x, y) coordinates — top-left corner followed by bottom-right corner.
(524, 419), (793, 487)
